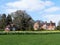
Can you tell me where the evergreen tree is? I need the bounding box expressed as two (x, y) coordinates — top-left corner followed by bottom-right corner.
(6, 14), (12, 25)
(0, 14), (6, 29)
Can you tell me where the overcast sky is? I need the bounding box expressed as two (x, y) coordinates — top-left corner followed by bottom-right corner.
(0, 0), (60, 25)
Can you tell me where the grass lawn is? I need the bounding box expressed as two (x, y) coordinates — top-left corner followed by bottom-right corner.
(0, 33), (60, 45)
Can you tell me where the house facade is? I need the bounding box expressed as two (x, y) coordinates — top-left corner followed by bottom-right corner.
(33, 22), (40, 30)
(33, 21), (56, 30)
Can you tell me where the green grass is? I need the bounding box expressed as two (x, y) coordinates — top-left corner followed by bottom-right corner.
(0, 34), (60, 45)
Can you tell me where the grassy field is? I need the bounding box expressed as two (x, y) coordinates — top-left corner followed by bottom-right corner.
(0, 33), (60, 45)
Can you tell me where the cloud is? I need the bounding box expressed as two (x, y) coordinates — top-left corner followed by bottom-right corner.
(42, 14), (60, 25)
(44, 1), (54, 7)
(4, 0), (54, 13)
(1, 0), (60, 25)
(44, 7), (60, 13)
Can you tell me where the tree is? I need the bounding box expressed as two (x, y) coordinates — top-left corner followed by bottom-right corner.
(11, 10), (34, 30)
(0, 14), (6, 29)
(6, 14), (12, 25)
(56, 21), (60, 30)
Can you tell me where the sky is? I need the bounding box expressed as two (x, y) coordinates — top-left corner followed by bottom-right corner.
(0, 0), (60, 25)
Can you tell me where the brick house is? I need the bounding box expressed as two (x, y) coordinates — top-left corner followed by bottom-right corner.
(33, 21), (40, 30)
(33, 21), (56, 30)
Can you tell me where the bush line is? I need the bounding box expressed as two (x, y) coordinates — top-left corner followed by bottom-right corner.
(0, 31), (60, 35)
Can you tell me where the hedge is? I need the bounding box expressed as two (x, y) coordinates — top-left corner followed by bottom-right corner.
(0, 31), (60, 35)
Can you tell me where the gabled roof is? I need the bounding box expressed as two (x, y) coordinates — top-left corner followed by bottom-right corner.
(46, 23), (55, 26)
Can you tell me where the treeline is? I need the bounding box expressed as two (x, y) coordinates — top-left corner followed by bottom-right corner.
(0, 10), (60, 31)
(0, 14), (12, 29)
(0, 10), (35, 31)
